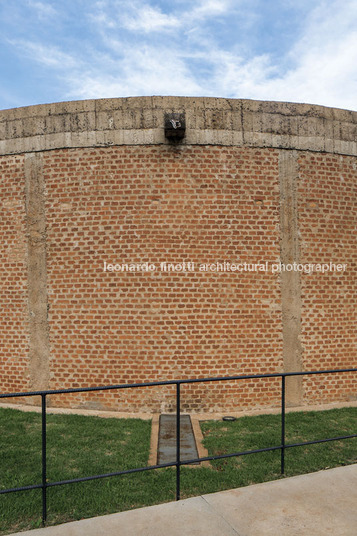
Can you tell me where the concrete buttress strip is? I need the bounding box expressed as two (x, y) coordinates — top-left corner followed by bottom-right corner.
(24, 153), (50, 391)
(279, 150), (303, 406)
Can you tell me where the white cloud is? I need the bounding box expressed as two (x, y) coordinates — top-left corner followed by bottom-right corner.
(190, 0), (233, 19)
(66, 45), (203, 99)
(120, 4), (179, 32)
(27, 1), (57, 19)
(90, 0), (233, 34)
(2, 0), (356, 111)
(172, 0), (357, 110)
(234, 0), (357, 109)
(8, 40), (78, 69)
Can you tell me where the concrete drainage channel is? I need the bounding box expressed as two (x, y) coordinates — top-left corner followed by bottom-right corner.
(149, 414), (210, 468)
(158, 415), (198, 465)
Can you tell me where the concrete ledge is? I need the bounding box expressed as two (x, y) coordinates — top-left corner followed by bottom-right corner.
(1, 399), (357, 419)
(9, 464), (357, 536)
(1, 97), (356, 156)
(148, 414), (160, 466)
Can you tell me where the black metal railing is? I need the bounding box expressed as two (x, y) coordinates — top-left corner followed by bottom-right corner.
(1, 368), (356, 525)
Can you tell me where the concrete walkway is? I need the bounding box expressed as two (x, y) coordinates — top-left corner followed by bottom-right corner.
(10, 464), (357, 536)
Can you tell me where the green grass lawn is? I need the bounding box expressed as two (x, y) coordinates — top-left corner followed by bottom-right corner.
(0, 406), (356, 535)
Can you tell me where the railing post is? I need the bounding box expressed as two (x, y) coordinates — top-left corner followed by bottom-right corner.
(176, 382), (181, 501)
(281, 375), (286, 474)
(41, 394), (47, 525)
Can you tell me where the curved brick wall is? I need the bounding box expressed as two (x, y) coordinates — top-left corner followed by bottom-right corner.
(0, 97), (356, 412)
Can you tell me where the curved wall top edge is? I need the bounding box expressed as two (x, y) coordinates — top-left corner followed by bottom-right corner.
(0, 96), (356, 156)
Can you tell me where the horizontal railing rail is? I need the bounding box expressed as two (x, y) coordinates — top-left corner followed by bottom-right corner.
(0, 368), (356, 525)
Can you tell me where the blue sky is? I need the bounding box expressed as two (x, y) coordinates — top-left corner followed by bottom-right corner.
(1, 0), (356, 111)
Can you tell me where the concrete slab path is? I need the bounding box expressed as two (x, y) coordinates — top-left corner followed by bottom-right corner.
(157, 414), (199, 465)
(10, 464), (357, 536)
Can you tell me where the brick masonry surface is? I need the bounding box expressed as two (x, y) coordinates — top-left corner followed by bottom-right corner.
(0, 97), (356, 412)
(0, 154), (28, 394)
(298, 153), (356, 404)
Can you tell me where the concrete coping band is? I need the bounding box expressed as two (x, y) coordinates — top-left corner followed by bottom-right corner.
(0, 96), (356, 156)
